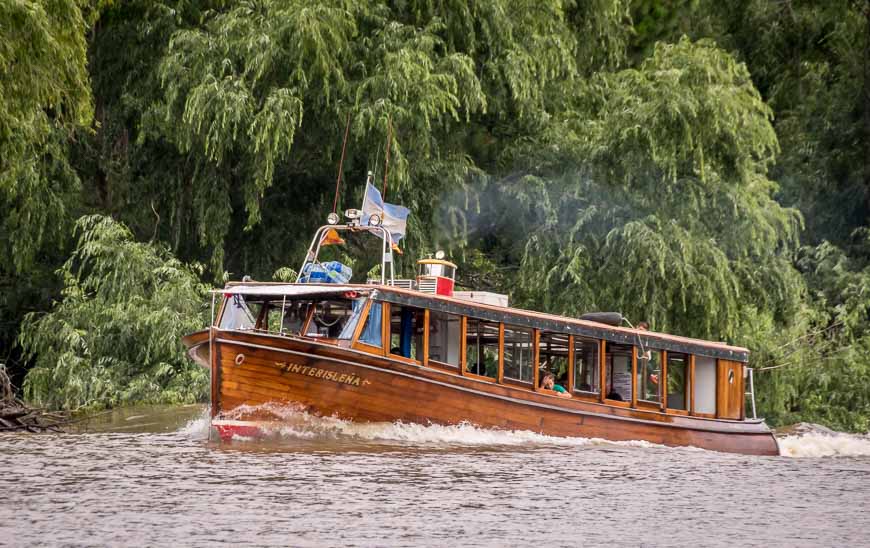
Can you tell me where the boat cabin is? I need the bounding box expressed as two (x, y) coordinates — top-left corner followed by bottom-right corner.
(216, 283), (750, 421)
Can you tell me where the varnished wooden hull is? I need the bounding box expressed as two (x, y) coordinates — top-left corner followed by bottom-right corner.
(192, 329), (780, 456)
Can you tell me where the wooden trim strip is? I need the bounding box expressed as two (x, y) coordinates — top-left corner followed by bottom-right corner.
(459, 316), (467, 376)
(532, 329), (540, 391)
(599, 340), (606, 403)
(661, 350), (668, 411)
(689, 354), (696, 415)
(497, 323), (505, 384)
(422, 309), (430, 367)
(566, 334), (575, 393)
(631, 345), (638, 408)
(350, 299), (373, 344)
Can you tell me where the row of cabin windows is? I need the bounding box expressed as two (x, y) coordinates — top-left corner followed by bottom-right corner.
(356, 301), (726, 415)
(219, 296), (728, 417)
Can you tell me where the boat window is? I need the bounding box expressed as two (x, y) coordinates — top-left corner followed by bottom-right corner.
(419, 263), (455, 278)
(693, 356), (716, 414)
(637, 348), (663, 403)
(262, 299), (314, 335)
(278, 299), (312, 335)
(504, 325), (534, 384)
(389, 304), (424, 360)
(428, 309), (461, 368)
(357, 301), (383, 347)
(465, 318), (498, 380)
(605, 343), (634, 401)
(539, 332), (569, 388)
(337, 298), (370, 340)
(666, 353), (689, 410)
(573, 337), (600, 395)
(305, 299), (360, 339)
(219, 295), (263, 330)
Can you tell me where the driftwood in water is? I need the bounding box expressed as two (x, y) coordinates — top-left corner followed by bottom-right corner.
(0, 364), (69, 432)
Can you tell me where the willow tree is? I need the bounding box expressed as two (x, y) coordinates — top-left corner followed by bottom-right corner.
(20, 215), (210, 410)
(0, 0), (93, 378)
(474, 38), (804, 343)
(128, 0), (631, 277)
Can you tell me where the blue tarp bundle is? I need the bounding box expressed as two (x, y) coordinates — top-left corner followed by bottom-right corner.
(300, 261), (353, 284)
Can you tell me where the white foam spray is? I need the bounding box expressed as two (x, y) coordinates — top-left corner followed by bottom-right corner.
(177, 406), (212, 439)
(778, 432), (870, 458)
(211, 403), (661, 449)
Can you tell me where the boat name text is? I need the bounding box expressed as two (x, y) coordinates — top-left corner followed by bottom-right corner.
(275, 362), (369, 387)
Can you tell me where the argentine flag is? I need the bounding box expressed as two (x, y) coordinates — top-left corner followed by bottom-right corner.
(360, 182), (410, 246)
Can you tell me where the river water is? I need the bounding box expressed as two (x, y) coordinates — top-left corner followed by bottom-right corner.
(2, 405), (869, 547)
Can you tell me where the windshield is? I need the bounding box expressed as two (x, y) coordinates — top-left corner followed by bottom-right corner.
(219, 294), (368, 340)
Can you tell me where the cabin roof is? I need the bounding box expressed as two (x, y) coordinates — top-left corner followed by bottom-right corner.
(220, 282), (749, 362)
(417, 258), (458, 268)
(216, 283), (368, 297)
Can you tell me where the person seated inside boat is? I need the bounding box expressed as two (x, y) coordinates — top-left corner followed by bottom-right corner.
(540, 372), (571, 399)
(605, 390), (624, 401)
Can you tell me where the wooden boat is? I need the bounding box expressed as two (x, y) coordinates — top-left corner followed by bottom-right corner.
(182, 211), (779, 456)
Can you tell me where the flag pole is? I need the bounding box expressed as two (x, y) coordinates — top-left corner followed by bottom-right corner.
(332, 112), (352, 214)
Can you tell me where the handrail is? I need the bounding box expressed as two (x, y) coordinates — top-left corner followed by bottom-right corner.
(295, 224), (395, 285)
(746, 367), (757, 419)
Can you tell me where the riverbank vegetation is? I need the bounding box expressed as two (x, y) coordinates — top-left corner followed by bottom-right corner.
(1, 1), (867, 429)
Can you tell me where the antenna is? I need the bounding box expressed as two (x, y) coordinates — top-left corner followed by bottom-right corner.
(331, 112), (352, 215)
(383, 114), (392, 199)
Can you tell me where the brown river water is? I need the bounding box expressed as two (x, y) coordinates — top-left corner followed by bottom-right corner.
(2, 404), (870, 547)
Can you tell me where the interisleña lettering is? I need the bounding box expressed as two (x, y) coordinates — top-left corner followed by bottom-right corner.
(275, 361), (365, 387)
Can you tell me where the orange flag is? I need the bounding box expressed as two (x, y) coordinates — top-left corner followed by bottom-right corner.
(321, 228), (345, 246)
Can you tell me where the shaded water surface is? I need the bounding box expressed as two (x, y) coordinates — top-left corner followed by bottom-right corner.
(2, 405), (869, 547)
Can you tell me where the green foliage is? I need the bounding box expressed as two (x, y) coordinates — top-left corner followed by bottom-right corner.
(0, 0), (96, 388)
(1, 0), (868, 432)
(473, 39), (803, 341)
(0, 0), (92, 271)
(756, 236), (870, 431)
(19, 215), (210, 411)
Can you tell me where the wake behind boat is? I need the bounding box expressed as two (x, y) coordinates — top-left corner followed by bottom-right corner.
(182, 176), (778, 456)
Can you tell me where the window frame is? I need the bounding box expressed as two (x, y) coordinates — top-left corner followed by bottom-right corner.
(690, 354), (718, 418)
(426, 308), (463, 372)
(387, 302), (425, 364)
(351, 299), (386, 355)
(665, 351), (691, 414)
(603, 342), (635, 406)
(462, 317), (500, 383)
(502, 323), (535, 387)
(572, 335), (602, 400)
(636, 347), (664, 406)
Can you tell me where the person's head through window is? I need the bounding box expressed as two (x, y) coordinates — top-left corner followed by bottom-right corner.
(540, 372), (571, 398)
(541, 371), (556, 390)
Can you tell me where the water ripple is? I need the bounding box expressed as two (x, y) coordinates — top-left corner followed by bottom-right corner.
(1, 405), (868, 547)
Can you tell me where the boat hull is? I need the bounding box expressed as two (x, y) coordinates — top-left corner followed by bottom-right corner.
(198, 329), (780, 456)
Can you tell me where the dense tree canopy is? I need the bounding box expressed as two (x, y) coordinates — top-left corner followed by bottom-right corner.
(1, 0), (868, 430)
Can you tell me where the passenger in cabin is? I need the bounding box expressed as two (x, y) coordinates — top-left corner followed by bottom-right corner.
(540, 373), (572, 399)
(637, 321), (649, 330)
(606, 390), (624, 401)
